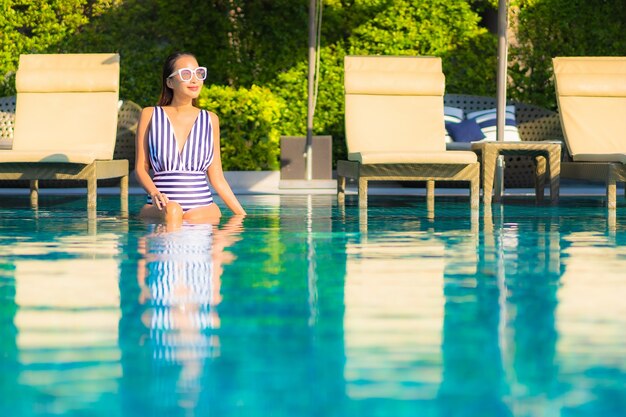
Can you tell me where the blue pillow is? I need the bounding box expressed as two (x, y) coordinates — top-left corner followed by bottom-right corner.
(445, 118), (486, 143)
(466, 106), (521, 142)
(444, 106), (464, 143)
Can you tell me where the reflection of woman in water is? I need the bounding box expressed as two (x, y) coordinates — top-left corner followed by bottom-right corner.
(133, 215), (243, 413)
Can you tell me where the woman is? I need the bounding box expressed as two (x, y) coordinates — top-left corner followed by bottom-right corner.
(135, 51), (246, 225)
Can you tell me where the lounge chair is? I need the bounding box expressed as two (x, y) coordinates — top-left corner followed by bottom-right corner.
(553, 57), (626, 209)
(0, 53), (128, 211)
(337, 55), (480, 208)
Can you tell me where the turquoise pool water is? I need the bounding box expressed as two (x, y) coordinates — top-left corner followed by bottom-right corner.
(1, 193), (625, 417)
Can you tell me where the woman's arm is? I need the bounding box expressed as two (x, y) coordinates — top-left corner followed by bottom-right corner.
(207, 112), (247, 215)
(134, 107), (161, 198)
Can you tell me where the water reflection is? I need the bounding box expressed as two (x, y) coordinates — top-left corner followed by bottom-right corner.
(0, 218), (125, 416)
(341, 203), (626, 415)
(481, 205), (626, 415)
(122, 216), (243, 415)
(555, 224), (626, 414)
(204, 194), (347, 416)
(342, 212), (479, 408)
(1, 196), (626, 416)
(482, 205), (562, 415)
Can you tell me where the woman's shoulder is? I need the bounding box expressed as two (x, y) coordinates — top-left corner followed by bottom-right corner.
(202, 109), (219, 121)
(139, 106), (157, 120)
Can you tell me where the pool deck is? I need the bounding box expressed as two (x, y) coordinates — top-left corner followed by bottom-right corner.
(0, 170), (617, 198)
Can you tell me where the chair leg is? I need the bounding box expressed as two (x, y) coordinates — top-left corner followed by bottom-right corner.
(425, 180), (435, 218)
(607, 168), (616, 210)
(87, 175), (97, 211)
(535, 155), (546, 202)
(29, 180), (39, 209)
(337, 175), (346, 205)
(426, 180), (435, 204)
(120, 175), (129, 215)
(482, 148), (497, 204)
(358, 177), (368, 209)
(470, 176), (479, 209)
(548, 146), (561, 204)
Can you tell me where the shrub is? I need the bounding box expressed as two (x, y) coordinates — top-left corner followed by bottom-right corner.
(198, 84), (284, 171)
(510, 0), (626, 109)
(270, 43), (348, 162)
(0, 0), (116, 95)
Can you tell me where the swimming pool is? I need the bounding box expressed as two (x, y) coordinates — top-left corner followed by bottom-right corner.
(1, 193), (625, 416)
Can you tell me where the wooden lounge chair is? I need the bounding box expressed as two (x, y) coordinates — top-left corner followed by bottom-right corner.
(553, 57), (626, 209)
(337, 55), (480, 208)
(0, 53), (128, 211)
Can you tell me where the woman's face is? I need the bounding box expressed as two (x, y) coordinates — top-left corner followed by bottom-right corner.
(166, 55), (204, 101)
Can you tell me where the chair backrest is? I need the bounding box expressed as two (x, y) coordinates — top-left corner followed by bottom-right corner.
(344, 55), (446, 154)
(444, 94), (564, 143)
(13, 53), (120, 160)
(0, 96), (16, 150)
(553, 57), (626, 158)
(114, 100), (142, 169)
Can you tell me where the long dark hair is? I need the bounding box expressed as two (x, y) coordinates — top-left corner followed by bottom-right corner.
(156, 51), (199, 106)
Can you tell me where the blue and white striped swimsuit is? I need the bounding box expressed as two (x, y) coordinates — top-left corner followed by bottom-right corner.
(147, 106), (215, 212)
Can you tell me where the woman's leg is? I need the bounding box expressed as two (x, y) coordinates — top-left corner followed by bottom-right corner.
(183, 203), (222, 224)
(140, 201), (184, 226)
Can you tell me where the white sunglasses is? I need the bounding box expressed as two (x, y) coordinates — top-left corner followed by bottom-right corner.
(168, 67), (207, 82)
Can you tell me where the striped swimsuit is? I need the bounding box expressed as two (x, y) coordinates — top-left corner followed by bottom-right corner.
(147, 106), (215, 212)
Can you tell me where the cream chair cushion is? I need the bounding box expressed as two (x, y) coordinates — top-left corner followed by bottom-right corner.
(0, 53), (120, 163)
(344, 55), (476, 164)
(553, 57), (626, 160)
(349, 151), (478, 164)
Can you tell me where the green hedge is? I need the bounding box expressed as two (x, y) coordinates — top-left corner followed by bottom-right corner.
(0, 0), (103, 94)
(198, 85), (283, 171)
(510, 0), (626, 109)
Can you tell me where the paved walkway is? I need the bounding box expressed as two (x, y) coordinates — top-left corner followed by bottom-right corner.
(0, 170), (618, 198)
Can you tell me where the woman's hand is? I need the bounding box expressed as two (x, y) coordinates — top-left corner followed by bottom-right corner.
(151, 191), (169, 210)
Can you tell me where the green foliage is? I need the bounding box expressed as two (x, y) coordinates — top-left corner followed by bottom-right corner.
(1, 0), (497, 169)
(0, 0), (498, 169)
(270, 43), (348, 162)
(52, 0), (310, 105)
(348, 0), (484, 56)
(510, 0), (626, 109)
(0, 0), (109, 94)
(342, 0), (498, 95)
(271, 0), (496, 162)
(9, 1), (622, 168)
(198, 84), (284, 171)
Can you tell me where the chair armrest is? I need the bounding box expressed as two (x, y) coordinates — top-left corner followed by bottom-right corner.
(446, 142), (472, 151)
